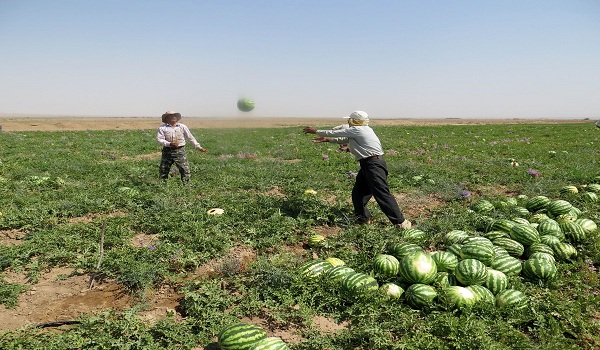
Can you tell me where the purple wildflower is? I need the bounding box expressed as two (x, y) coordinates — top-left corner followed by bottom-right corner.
(459, 190), (472, 198)
(322, 154), (330, 160)
(527, 169), (541, 178)
(347, 171), (357, 179)
(147, 245), (156, 251)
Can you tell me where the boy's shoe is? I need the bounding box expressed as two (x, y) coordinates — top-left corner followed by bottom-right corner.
(356, 217), (372, 225)
(398, 220), (412, 230)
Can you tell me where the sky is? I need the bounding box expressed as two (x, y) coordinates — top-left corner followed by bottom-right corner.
(1, 0), (599, 119)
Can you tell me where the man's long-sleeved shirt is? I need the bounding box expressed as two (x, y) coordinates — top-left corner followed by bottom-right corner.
(316, 125), (383, 161)
(157, 123), (201, 148)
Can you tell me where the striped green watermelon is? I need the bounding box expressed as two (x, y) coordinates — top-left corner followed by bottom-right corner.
(487, 219), (516, 233)
(474, 215), (495, 231)
(493, 200), (510, 210)
(510, 206), (531, 218)
(555, 213), (577, 223)
(483, 230), (510, 241)
(516, 194), (529, 205)
(529, 213), (550, 223)
(472, 199), (495, 214)
(248, 337), (289, 350)
(401, 229), (427, 242)
(443, 230), (470, 245)
(491, 246), (510, 258)
(537, 219), (561, 236)
(342, 272), (379, 296)
(539, 234), (562, 246)
(326, 266), (356, 282)
(466, 285), (496, 305)
(559, 185), (579, 195)
(434, 271), (458, 288)
(560, 221), (586, 242)
(307, 234), (325, 248)
(325, 257), (345, 267)
(568, 206), (582, 218)
(551, 242), (578, 261)
(373, 254), (400, 277)
(587, 183), (600, 193)
(511, 217), (531, 226)
(440, 286), (476, 309)
(510, 224), (540, 245)
(582, 192), (599, 203)
(484, 269), (508, 295)
(455, 259), (488, 286)
(490, 255), (522, 276)
(522, 258), (557, 281)
(528, 252), (556, 263)
(492, 237), (525, 258)
(574, 218), (598, 234)
(462, 236), (494, 248)
(547, 200), (573, 216)
(398, 251), (438, 284)
(218, 322), (268, 350)
(300, 260), (333, 278)
(379, 282), (404, 299)
(446, 244), (463, 258)
(525, 196), (550, 212)
(430, 251), (458, 273)
(389, 242), (423, 260)
(525, 242), (554, 257)
(405, 283), (437, 309)
(495, 289), (528, 310)
(460, 242), (495, 266)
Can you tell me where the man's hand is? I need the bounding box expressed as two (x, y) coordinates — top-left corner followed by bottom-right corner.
(197, 146), (208, 153)
(312, 137), (328, 143)
(303, 126), (317, 134)
(170, 142), (179, 147)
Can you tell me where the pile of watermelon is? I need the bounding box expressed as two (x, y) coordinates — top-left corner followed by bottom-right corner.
(218, 322), (289, 350)
(299, 182), (599, 311)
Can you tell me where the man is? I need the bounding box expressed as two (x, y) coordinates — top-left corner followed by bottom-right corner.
(303, 111), (411, 229)
(157, 111), (207, 182)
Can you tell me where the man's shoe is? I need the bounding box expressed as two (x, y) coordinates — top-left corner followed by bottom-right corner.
(356, 217), (372, 225)
(399, 220), (412, 230)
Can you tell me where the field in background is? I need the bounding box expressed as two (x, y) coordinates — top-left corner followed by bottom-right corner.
(0, 122), (599, 349)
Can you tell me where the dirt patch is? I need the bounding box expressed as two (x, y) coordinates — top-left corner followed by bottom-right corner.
(395, 192), (446, 221)
(0, 229), (28, 246)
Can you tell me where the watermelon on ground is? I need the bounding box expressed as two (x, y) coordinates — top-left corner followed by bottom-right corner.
(522, 258), (558, 281)
(373, 254), (400, 277)
(398, 251), (438, 284)
(455, 259), (488, 286)
(219, 322), (268, 350)
(440, 286), (476, 309)
(405, 283), (437, 309)
(496, 289), (528, 310)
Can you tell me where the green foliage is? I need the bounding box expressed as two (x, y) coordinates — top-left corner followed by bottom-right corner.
(0, 123), (599, 348)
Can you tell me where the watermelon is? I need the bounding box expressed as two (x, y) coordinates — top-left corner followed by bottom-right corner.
(522, 258), (557, 281)
(401, 229), (427, 242)
(539, 234), (561, 246)
(568, 206), (582, 218)
(430, 251), (459, 272)
(326, 266), (356, 282)
(528, 252), (556, 263)
(510, 206), (531, 218)
(446, 244), (463, 258)
(300, 260), (333, 278)
(490, 255), (522, 276)
(516, 194), (529, 205)
(483, 230), (510, 241)
(325, 257), (345, 267)
(525, 243), (554, 257)
(434, 271), (458, 288)
(373, 254), (400, 277)
(547, 200), (573, 216)
(218, 322), (268, 350)
(443, 230), (470, 245)
(474, 215), (495, 231)
(537, 219), (561, 236)
(484, 269), (508, 295)
(495, 289), (528, 310)
(342, 272), (379, 296)
(529, 213), (550, 223)
(574, 218), (598, 234)
(398, 251), (438, 284)
(560, 221), (586, 242)
(551, 242), (578, 261)
(237, 98), (255, 112)
(461, 242), (495, 266)
(510, 224), (540, 245)
(487, 219), (516, 233)
(389, 242), (423, 260)
(525, 196), (550, 212)
(587, 183), (600, 193)
(472, 200), (495, 214)
(491, 246), (510, 258)
(440, 286), (476, 309)
(307, 234), (325, 248)
(248, 337), (289, 350)
(559, 185), (579, 195)
(582, 192), (599, 203)
(454, 259), (488, 286)
(462, 236), (494, 248)
(379, 282), (404, 299)
(555, 213), (577, 223)
(511, 217), (531, 226)
(492, 237), (525, 258)
(466, 285), (496, 305)
(405, 283), (437, 309)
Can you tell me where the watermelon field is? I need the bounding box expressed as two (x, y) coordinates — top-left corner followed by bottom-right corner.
(0, 122), (599, 349)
